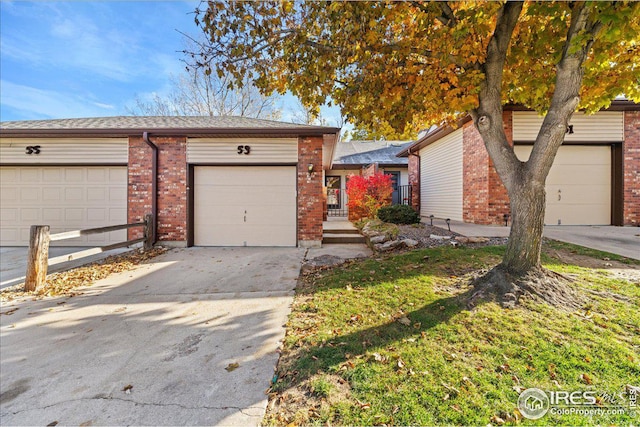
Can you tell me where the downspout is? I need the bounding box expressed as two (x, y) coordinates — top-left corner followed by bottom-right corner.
(142, 132), (158, 244)
(407, 146), (420, 214)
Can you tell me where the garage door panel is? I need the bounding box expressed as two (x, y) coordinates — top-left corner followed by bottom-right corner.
(64, 188), (83, 202)
(43, 168), (62, 181)
(514, 145), (610, 225)
(20, 168), (39, 181)
(65, 168), (84, 182)
(202, 225), (295, 247)
(21, 189), (40, 202)
(194, 166), (296, 246)
(20, 208), (38, 222)
(547, 165), (610, 185)
(43, 189), (61, 201)
(66, 209), (84, 222)
(0, 166), (127, 246)
(546, 184), (609, 204)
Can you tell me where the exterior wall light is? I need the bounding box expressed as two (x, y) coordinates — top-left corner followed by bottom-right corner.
(308, 163), (314, 174)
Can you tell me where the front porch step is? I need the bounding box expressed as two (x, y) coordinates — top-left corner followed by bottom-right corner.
(322, 233), (366, 244)
(322, 227), (360, 235)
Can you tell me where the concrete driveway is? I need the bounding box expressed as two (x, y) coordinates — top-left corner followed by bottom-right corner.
(0, 247), (305, 426)
(447, 221), (640, 260)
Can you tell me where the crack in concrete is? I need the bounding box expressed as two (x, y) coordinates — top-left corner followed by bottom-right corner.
(3, 395), (265, 417)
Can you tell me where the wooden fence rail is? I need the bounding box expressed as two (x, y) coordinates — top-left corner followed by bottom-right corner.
(25, 214), (153, 292)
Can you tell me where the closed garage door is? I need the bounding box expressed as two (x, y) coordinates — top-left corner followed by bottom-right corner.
(194, 166), (296, 246)
(0, 166), (127, 246)
(514, 145), (611, 225)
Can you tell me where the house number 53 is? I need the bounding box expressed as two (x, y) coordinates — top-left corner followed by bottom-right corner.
(25, 145), (41, 155)
(237, 145), (251, 155)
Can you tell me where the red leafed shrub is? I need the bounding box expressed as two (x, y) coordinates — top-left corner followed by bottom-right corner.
(346, 173), (393, 221)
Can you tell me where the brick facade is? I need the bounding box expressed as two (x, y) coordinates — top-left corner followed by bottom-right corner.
(297, 136), (324, 247)
(156, 136), (187, 242)
(127, 136), (187, 244)
(127, 136), (153, 241)
(408, 154), (420, 211)
(362, 162), (379, 178)
(461, 112), (512, 225)
(624, 111), (640, 225)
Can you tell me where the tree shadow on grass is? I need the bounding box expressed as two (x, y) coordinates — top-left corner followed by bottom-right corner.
(274, 287), (474, 393)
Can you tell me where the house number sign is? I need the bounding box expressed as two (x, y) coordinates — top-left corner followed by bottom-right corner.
(237, 145), (251, 155)
(25, 145), (41, 155)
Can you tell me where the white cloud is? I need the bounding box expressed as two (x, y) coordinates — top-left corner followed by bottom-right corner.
(1, 80), (117, 119)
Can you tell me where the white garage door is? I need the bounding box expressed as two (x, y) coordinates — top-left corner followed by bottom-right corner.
(194, 166), (297, 246)
(514, 145), (611, 225)
(0, 166), (127, 246)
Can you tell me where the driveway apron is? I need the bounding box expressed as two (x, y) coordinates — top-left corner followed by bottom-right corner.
(0, 247), (305, 426)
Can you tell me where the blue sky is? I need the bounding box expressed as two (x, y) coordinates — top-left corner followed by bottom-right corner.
(0, 1), (342, 126)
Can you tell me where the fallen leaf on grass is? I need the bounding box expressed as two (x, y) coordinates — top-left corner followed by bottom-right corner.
(397, 316), (411, 326)
(356, 400), (371, 410)
(451, 404), (462, 413)
(580, 373), (593, 385)
(225, 362), (240, 372)
(490, 415), (506, 425)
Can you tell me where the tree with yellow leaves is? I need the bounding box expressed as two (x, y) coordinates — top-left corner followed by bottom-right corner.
(189, 1), (639, 307)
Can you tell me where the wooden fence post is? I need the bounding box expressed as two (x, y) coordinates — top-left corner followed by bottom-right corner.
(25, 225), (50, 292)
(143, 214), (154, 250)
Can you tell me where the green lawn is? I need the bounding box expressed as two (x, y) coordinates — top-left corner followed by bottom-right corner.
(265, 242), (640, 426)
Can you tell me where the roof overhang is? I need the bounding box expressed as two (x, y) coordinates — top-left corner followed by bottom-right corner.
(0, 126), (341, 139)
(331, 163), (408, 170)
(396, 116), (471, 157)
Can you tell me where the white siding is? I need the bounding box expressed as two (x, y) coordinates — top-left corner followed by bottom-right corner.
(513, 111), (623, 142)
(187, 138), (298, 164)
(0, 138), (128, 164)
(419, 129), (463, 221)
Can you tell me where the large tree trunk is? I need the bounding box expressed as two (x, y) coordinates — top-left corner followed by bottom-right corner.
(466, 2), (602, 309)
(502, 177), (546, 274)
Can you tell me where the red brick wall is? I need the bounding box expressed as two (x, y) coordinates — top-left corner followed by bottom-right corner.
(128, 136), (187, 243)
(408, 154), (420, 211)
(128, 136), (152, 240)
(362, 162), (379, 178)
(298, 136), (324, 246)
(462, 121), (490, 223)
(487, 111), (512, 225)
(462, 111), (512, 225)
(624, 111), (640, 225)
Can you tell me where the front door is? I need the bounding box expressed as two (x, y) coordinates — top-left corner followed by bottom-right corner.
(385, 171), (400, 205)
(325, 176), (342, 210)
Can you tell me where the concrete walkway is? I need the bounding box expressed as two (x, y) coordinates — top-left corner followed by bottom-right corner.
(1, 247), (305, 426)
(446, 221), (640, 260)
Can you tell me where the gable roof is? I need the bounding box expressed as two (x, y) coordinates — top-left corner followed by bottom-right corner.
(332, 140), (413, 169)
(0, 116), (340, 138)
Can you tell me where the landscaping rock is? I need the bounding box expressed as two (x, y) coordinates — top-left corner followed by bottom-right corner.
(369, 235), (388, 244)
(376, 240), (404, 252)
(401, 238), (419, 248)
(455, 236), (490, 244)
(430, 234), (451, 240)
(302, 254), (346, 272)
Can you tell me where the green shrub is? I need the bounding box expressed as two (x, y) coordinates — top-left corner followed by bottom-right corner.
(377, 204), (420, 224)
